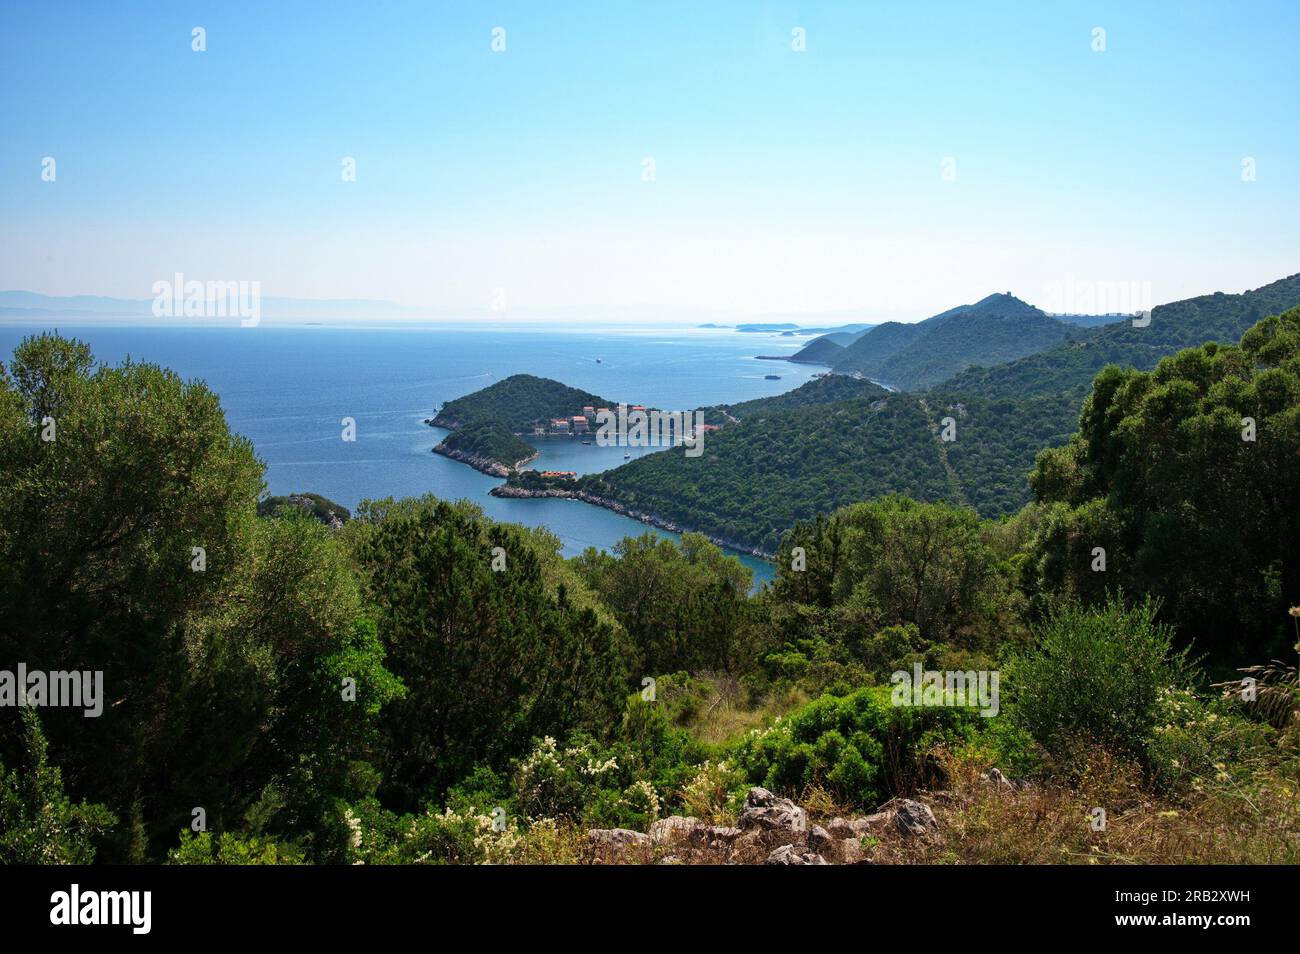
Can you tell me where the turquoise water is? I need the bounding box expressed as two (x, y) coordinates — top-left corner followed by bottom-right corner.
(0, 322), (820, 585)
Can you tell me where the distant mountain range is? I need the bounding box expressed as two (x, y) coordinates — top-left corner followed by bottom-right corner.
(0, 290), (422, 321)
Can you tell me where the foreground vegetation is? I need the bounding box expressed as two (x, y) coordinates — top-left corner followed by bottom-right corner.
(1, 315), (1298, 865)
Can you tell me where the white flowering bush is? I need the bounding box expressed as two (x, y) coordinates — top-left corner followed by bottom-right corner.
(618, 779), (661, 828)
(515, 735), (632, 822)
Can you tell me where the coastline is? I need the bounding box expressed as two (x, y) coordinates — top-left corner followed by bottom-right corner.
(426, 392), (775, 566)
(432, 443), (539, 478)
(490, 483), (774, 560)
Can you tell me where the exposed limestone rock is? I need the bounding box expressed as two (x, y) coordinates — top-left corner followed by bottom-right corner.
(649, 815), (703, 845)
(826, 813), (889, 839)
(839, 837), (867, 865)
(587, 828), (650, 850)
(892, 798), (938, 836)
(738, 787), (808, 833)
(764, 844), (828, 865)
(806, 825), (836, 855)
(980, 767), (1033, 790)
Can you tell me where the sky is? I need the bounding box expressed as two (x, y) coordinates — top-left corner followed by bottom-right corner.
(1, 0), (1297, 323)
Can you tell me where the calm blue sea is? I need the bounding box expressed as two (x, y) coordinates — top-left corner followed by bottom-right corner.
(0, 322), (822, 584)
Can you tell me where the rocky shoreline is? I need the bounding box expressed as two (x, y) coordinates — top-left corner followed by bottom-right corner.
(432, 444), (539, 478)
(491, 484), (773, 559)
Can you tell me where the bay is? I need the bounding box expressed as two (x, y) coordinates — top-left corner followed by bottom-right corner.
(0, 322), (823, 586)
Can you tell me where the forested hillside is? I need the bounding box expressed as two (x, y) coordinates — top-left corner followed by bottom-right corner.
(943, 274), (1300, 401)
(717, 374), (886, 419)
(786, 336), (844, 364)
(435, 419), (538, 470)
(581, 395), (950, 552)
(831, 293), (1078, 390)
(828, 320), (925, 378)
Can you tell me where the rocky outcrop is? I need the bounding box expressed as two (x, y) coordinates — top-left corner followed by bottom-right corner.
(980, 767), (1033, 791)
(737, 787), (808, 833)
(704, 826), (742, 849)
(892, 798), (938, 836)
(585, 790), (940, 864)
(806, 825), (836, 856)
(649, 815), (701, 845)
(585, 827), (652, 862)
(826, 813), (889, 840)
(764, 844), (828, 865)
(587, 828), (650, 849)
(432, 443), (538, 477)
(839, 838), (867, 864)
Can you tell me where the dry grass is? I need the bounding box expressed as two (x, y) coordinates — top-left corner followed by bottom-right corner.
(676, 675), (808, 747)
(863, 748), (1300, 866)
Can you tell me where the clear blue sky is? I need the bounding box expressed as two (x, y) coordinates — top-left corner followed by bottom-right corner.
(1, 0), (1296, 321)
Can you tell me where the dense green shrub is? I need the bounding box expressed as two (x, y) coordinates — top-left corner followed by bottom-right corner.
(1006, 596), (1192, 768)
(170, 831), (307, 865)
(736, 685), (1010, 808)
(0, 712), (115, 864)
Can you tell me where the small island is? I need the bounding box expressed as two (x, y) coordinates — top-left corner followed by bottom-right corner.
(428, 374), (626, 476)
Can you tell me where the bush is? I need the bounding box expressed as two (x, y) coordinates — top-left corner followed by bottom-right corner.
(735, 685), (1006, 809)
(680, 759), (747, 823)
(0, 712), (116, 864)
(1147, 688), (1275, 797)
(170, 831), (307, 865)
(1006, 596), (1192, 769)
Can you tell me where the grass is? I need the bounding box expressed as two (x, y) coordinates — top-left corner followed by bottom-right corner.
(863, 747), (1300, 866)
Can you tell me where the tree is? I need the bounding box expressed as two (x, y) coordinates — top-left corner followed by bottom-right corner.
(1006, 596), (1191, 767)
(0, 335), (399, 860)
(0, 710), (115, 864)
(1026, 306), (1300, 668)
(574, 532), (756, 674)
(348, 496), (627, 810)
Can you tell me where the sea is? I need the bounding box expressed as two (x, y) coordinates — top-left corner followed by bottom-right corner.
(0, 321), (826, 585)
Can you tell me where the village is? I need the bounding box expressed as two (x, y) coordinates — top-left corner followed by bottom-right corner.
(529, 403), (720, 472)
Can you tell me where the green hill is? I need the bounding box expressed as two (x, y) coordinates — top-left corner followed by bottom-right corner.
(719, 374), (886, 420)
(430, 373), (627, 471)
(433, 373), (618, 432)
(818, 327), (874, 347)
(828, 321), (926, 379)
(579, 395), (951, 553)
(1052, 312), (1129, 328)
(436, 420), (538, 470)
(943, 274), (1300, 402)
(257, 492), (351, 524)
(832, 293), (1077, 390)
(786, 336), (845, 364)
